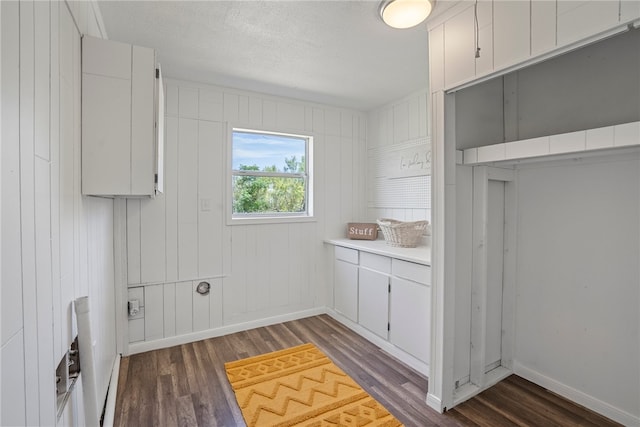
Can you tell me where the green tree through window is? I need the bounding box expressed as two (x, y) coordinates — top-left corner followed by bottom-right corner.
(231, 129), (311, 218)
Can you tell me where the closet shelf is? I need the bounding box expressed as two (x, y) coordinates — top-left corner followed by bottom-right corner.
(460, 120), (640, 165)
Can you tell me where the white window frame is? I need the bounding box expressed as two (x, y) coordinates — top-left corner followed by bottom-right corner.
(226, 125), (315, 225)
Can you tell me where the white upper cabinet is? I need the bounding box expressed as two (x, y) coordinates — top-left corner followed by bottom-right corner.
(531, 1), (557, 55)
(429, 0), (640, 92)
(82, 36), (164, 197)
(443, 5), (476, 89)
(556, 1), (620, 46)
(493, 0), (530, 69)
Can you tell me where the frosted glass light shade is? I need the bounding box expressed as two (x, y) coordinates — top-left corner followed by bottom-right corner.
(380, 0), (433, 29)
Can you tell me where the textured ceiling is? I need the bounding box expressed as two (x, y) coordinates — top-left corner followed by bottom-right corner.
(97, 1), (430, 111)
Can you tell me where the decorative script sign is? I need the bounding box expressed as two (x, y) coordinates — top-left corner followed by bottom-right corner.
(389, 145), (431, 178)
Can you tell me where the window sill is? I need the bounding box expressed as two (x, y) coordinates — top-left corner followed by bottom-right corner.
(227, 215), (317, 226)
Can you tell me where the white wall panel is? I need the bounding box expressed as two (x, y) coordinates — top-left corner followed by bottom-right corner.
(177, 119), (199, 280)
(1, 332), (26, 426)
(199, 88), (223, 122)
(192, 281), (210, 332)
(163, 283), (177, 338)
(248, 96), (262, 126)
(515, 156), (640, 421)
(165, 116), (179, 282)
(224, 93), (239, 122)
(145, 285), (164, 341)
(197, 121), (223, 278)
(126, 200), (141, 284)
(262, 99), (277, 127)
(179, 86), (199, 119)
(140, 193), (166, 284)
(175, 281), (194, 335)
(34, 0), (50, 161)
(208, 278), (223, 329)
(1, 0), (23, 345)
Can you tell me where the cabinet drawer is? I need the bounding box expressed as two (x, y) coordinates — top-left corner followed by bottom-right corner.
(392, 259), (430, 285)
(335, 246), (358, 264)
(360, 252), (391, 274)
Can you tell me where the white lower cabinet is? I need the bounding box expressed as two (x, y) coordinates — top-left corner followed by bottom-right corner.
(333, 245), (430, 364)
(390, 276), (430, 363)
(334, 247), (359, 322)
(358, 252), (391, 339)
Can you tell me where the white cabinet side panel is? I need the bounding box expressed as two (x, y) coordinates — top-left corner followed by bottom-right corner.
(131, 45), (155, 195)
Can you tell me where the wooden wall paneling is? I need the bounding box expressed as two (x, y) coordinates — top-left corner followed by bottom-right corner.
(192, 281), (210, 332)
(208, 278), (223, 329)
(277, 102), (305, 131)
(304, 106), (313, 132)
(179, 86), (199, 119)
(177, 118), (199, 280)
(223, 93), (239, 122)
(163, 283), (176, 338)
(408, 95), (421, 140)
(340, 111), (353, 138)
(199, 88), (224, 122)
(166, 82), (179, 116)
(140, 196), (166, 284)
(34, 1), (50, 161)
(126, 200), (142, 284)
(269, 224), (290, 307)
(19, 2), (41, 423)
(1, 332), (27, 426)
(248, 96), (262, 126)
(262, 99), (277, 128)
(393, 102), (410, 143)
(35, 158), (56, 424)
(131, 45), (155, 195)
(340, 136), (354, 224)
(1, 0), (23, 347)
(49, 0), (63, 362)
(144, 284), (164, 341)
(197, 120), (219, 278)
(324, 109), (341, 136)
(312, 107), (324, 134)
(324, 135), (342, 237)
(287, 223), (305, 306)
(58, 0), (76, 361)
(247, 228), (269, 312)
(238, 95), (249, 123)
(227, 225), (248, 320)
(175, 281), (194, 335)
(165, 116), (179, 282)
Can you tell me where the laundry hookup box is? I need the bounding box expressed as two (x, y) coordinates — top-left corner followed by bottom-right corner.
(347, 223), (378, 240)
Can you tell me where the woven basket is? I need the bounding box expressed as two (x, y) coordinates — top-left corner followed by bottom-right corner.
(376, 218), (428, 248)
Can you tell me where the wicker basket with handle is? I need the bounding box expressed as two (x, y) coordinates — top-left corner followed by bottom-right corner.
(376, 218), (428, 248)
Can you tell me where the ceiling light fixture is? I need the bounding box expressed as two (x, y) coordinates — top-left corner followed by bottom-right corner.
(379, 0), (434, 29)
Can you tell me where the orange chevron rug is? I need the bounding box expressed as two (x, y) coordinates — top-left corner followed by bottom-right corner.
(224, 342), (403, 427)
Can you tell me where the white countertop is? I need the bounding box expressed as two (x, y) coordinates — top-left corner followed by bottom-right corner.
(324, 237), (431, 266)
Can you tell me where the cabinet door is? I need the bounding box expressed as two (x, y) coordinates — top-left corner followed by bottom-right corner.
(557, 1), (620, 46)
(82, 73), (132, 195)
(131, 45), (156, 195)
(335, 259), (358, 322)
(390, 277), (430, 363)
(358, 268), (389, 339)
(444, 5), (476, 88)
(493, 0), (530, 70)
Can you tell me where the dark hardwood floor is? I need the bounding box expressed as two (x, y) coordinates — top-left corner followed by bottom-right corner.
(113, 315), (621, 427)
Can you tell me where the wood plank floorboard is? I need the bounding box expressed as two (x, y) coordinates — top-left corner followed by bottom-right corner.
(113, 315), (621, 427)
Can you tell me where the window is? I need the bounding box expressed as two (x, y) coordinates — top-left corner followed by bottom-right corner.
(230, 128), (313, 222)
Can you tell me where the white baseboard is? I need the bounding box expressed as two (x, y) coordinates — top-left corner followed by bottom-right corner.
(101, 354), (121, 427)
(325, 309), (429, 377)
(514, 361), (640, 427)
(426, 393), (443, 413)
(128, 307), (325, 355)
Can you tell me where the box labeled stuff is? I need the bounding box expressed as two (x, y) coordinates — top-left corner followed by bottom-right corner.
(347, 223), (378, 240)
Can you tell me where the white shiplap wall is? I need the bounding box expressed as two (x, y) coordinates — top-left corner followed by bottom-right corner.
(366, 90), (431, 222)
(125, 79), (367, 350)
(1, 1), (115, 426)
